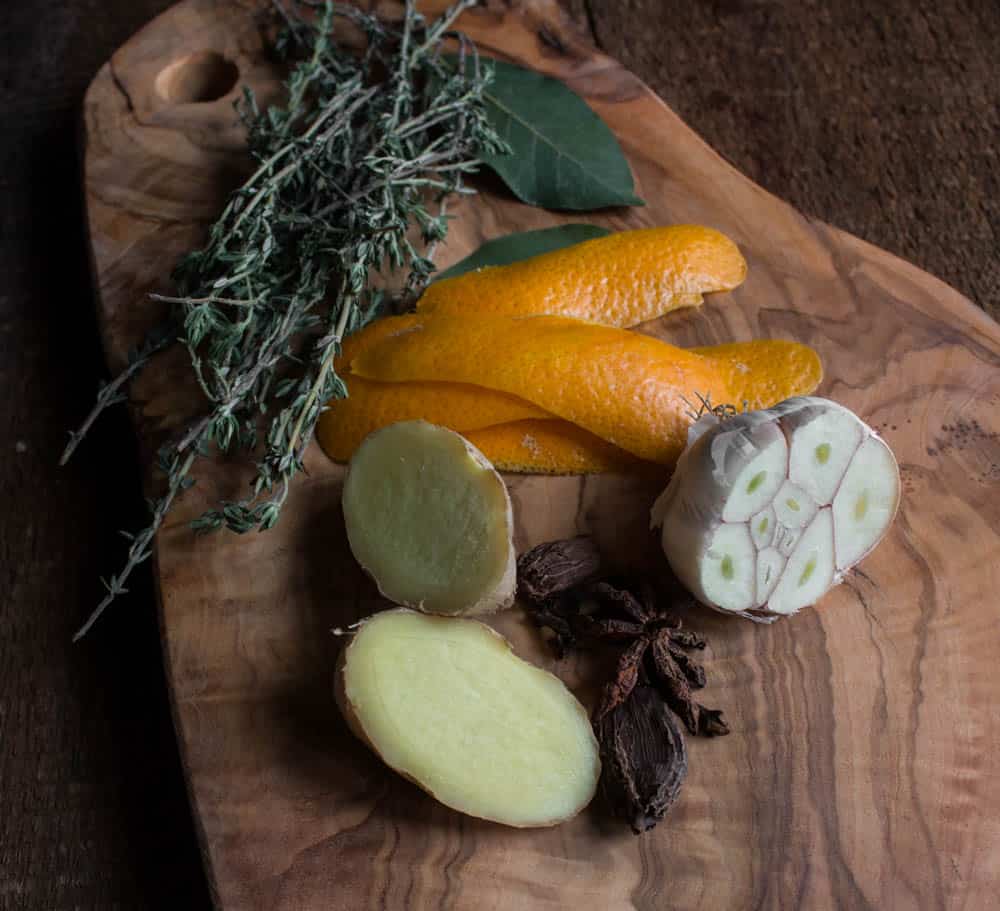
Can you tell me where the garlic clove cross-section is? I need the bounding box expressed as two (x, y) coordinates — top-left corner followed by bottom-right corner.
(651, 397), (900, 621)
(831, 436), (901, 571)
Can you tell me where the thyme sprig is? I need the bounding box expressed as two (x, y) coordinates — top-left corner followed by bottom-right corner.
(64, 0), (507, 638)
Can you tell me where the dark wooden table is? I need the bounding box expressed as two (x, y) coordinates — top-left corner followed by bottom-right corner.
(1, 1), (996, 908)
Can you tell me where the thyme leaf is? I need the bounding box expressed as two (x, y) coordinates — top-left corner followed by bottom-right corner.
(66, 0), (508, 638)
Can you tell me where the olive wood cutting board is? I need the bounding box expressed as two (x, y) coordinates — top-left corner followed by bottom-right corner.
(81, 1), (1000, 907)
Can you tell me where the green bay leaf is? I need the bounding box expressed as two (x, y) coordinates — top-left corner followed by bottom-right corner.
(433, 223), (611, 282)
(479, 59), (644, 211)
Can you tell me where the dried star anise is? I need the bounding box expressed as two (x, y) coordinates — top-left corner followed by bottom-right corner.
(517, 539), (729, 738)
(517, 536), (730, 834)
(582, 582), (730, 738)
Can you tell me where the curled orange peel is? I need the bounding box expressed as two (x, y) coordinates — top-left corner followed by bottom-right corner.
(418, 225), (746, 327)
(317, 314), (549, 462)
(693, 340), (825, 412)
(316, 374), (549, 463)
(350, 314), (822, 465)
(465, 419), (641, 475)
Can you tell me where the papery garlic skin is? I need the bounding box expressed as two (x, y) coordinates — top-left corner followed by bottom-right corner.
(651, 397), (900, 621)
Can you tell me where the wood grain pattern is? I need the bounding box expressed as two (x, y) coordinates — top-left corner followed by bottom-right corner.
(82, 1), (1000, 908)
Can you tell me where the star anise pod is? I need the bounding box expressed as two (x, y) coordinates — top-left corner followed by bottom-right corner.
(517, 539), (729, 738)
(578, 583), (730, 737)
(518, 537), (730, 833)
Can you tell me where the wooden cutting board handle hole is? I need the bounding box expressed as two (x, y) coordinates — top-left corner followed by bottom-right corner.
(155, 50), (240, 105)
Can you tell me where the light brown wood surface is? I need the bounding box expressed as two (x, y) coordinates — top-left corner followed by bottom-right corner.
(82, 1), (1000, 908)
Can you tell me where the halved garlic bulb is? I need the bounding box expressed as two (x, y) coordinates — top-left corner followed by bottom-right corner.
(651, 397), (900, 620)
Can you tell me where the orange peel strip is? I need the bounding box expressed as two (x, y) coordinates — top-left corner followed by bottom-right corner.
(418, 226), (746, 327)
(317, 315), (549, 463)
(350, 314), (822, 465)
(316, 374), (549, 463)
(694, 341), (825, 412)
(465, 419), (641, 475)
(337, 313), (423, 366)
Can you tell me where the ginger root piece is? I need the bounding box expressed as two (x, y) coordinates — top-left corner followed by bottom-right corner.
(651, 396), (900, 620)
(336, 609), (601, 827)
(343, 421), (515, 615)
(417, 225), (746, 327)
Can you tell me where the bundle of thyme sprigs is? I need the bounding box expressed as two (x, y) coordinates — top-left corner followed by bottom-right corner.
(63, 0), (507, 638)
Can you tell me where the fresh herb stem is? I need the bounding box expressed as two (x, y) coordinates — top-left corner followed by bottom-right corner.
(60, 325), (174, 467)
(73, 449), (197, 642)
(64, 0), (507, 637)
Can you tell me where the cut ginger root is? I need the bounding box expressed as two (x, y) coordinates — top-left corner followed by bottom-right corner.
(350, 314), (822, 465)
(342, 421), (515, 616)
(465, 419), (642, 474)
(651, 396), (900, 620)
(417, 225), (746, 327)
(336, 609), (601, 827)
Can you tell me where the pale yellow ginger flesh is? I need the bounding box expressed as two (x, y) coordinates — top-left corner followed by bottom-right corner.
(337, 609), (601, 827)
(342, 421), (515, 615)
